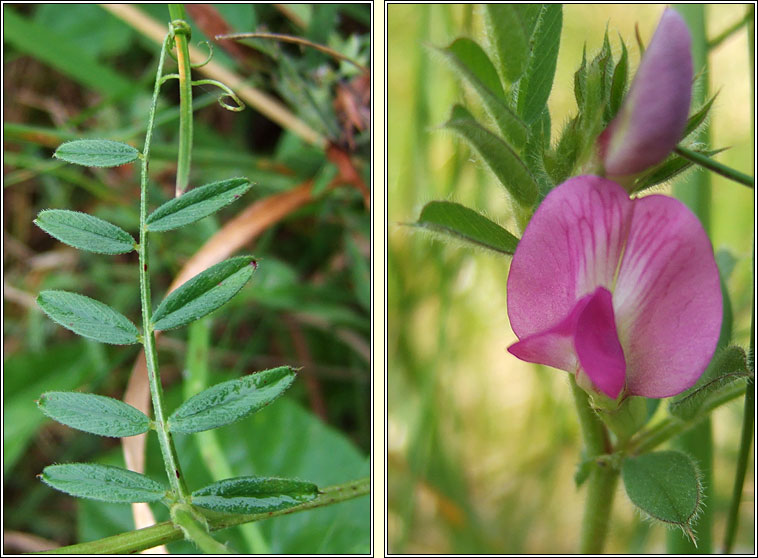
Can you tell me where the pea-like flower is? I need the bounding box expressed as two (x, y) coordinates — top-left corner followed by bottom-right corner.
(507, 176), (721, 399)
(597, 8), (693, 180)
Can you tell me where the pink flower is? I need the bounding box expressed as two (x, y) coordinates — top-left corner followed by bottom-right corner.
(507, 176), (722, 399)
(598, 8), (693, 179)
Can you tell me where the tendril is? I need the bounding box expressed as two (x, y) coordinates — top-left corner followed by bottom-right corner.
(191, 79), (245, 112)
(191, 41), (214, 69)
(167, 20), (192, 63)
(170, 19), (192, 39)
(159, 73), (180, 86)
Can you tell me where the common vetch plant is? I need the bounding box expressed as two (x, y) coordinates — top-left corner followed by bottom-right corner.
(29, 6), (368, 554)
(410, 5), (753, 553)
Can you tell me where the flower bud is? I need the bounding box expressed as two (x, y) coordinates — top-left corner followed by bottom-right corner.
(597, 9), (692, 180)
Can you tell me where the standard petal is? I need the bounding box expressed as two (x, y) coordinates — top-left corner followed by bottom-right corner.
(507, 176), (632, 339)
(599, 8), (692, 177)
(612, 194), (722, 397)
(574, 287), (626, 399)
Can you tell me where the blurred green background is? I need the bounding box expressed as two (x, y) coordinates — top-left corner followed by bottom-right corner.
(4, 4), (369, 553)
(388, 4), (753, 554)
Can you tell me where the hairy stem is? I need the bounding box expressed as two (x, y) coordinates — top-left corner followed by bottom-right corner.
(139, 31), (189, 502)
(172, 504), (234, 554)
(571, 377), (617, 553)
(40, 478), (370, 555)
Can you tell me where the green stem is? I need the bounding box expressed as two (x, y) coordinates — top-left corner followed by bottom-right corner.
(139, 32), (190, 502)
(168, 5), (193, 197)
(172, 504), (234, 554)
(707, 8), (754, 50)
(674, 146), (754, 188)
(723, 281), (755, 553)
(571, 377), (617, 553)
(628, 381), (748, 455)
(580, 463), (620, 554)
(723, 378), (755, 553)
(40, 478), (370, 555)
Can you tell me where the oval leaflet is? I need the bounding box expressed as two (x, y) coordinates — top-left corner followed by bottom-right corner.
(35, 209), (135, 255)
(169, 366), (297, 433)
(53, 139), (140, 168)
(38, 391), (150, 437)
(191, 476), (319, 514)
(41, 463), (167, 503)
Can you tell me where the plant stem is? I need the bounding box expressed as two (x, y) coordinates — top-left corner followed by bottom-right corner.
(707, 8), (754, 50)
(581, 463), (620, 554)
(723, 290), (755, 552)
(674, 145), (754, 188)
(139, 32), (190, 502)
(628, 381), (748, 455)
(40, 478), (370, 555)
(172, 504), (234, 554)
(168, 5), (193, 197)
(723, 377), (755, 552)
(571, 377), (617, 553)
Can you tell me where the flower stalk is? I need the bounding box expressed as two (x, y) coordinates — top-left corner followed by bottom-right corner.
(571, 378), (618, 553)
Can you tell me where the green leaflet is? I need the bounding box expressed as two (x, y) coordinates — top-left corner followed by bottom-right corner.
(53, 139), (140, 167)
(146, 177), (252, 232)
(192, 476), (319, 514)
(38, 391), (150, 437)
(34, 209), (135, 254)
(482, 4), (541, 84)
(37, 290), (140, 345)
(682, 94), (718, 140)
(622, 451), (702, 540)
(608, 38), (628, 120)
(41, 463), (167, 503)
(632, 147), (727, 193)
(151, 256), (257, 331)
(435, 38), (527, 147)
(516, 4), (563, 124)
(445, 105), (538, 207)
(169, 367), (297, 434)
(414, 200), (519, 255)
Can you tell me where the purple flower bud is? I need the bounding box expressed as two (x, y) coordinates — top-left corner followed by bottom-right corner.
(507, 175), (721, 399)
(598, 9), (693, 179)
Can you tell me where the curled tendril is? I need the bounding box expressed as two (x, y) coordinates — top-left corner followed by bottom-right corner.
(167, 20), (191, 61)
(191, 79), (245, 112)
(170, 20), (192, 38)
(190, 41), (214, 69)
(159, 73), (180, 86)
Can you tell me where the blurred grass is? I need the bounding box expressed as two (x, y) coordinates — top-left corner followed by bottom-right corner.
(3, 4), (369, 553)
(388, 4), (753, 554)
